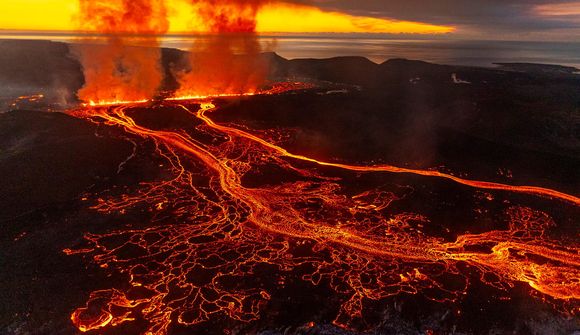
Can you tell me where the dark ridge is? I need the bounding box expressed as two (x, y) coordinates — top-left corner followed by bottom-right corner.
(0, 39), (83, 102)
(494, 62), (579, 75)
(2, 39), (579, 100)
(282, 56), (378, 86)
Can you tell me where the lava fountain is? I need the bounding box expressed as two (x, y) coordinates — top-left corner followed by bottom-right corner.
(74, 0), (169, 105)
(174, 0), (269, 98)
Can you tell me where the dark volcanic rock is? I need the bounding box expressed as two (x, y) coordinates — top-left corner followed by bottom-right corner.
(494, 62), (580, 76)
(0, 40), (83, 103)
(283, 56), (378, 87)
(0, 110), (132, 222)
(0, 110), (136, 335)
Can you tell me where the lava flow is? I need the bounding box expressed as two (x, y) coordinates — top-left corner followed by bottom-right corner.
(65, 98), (579, 335)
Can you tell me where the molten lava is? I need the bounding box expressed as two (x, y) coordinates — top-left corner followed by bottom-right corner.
(66, 97), (579, 335)
(74, 0), (169, 105)
(174, 0), (269, 97)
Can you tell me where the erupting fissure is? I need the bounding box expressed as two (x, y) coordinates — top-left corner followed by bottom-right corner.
(174, 0), (268, 98)
(75, 0), (270, 105)
(66, 99), (579, 335)
(75, 0), (169, 105)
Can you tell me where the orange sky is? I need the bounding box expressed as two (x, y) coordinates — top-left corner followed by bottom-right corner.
(0, 0), (455, 34)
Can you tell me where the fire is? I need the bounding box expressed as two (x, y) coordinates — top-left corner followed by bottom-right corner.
(74, 0), (169, 104)
(74, 0), (270, 104)
(66, 98), (579, 334)
(80, 82), (313, 107)
(83, 98), (150, 107)
(173, 0), (269, 98)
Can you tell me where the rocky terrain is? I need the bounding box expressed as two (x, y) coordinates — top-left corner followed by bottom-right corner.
(0, 40), (578, 335)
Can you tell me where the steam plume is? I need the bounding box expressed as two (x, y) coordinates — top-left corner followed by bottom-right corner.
(75, 0), (169, 104)
(175, 0), (269, 97)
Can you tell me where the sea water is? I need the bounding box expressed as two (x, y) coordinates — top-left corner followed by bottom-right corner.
(2, 32), (580, 68)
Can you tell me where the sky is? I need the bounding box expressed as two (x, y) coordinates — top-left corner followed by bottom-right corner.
(0, 0), (579, 40)
(293, 0), (580, 40)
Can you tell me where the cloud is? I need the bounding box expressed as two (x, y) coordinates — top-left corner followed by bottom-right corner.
(533, 1), (580, 29)
(257, 2), (455, 33)
(535, 1), (580, 16)
(288, 0), (580, 39)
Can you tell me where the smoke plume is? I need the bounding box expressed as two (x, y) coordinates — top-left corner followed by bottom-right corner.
(175, 0), (269, 97)
(75, 0), (169, 104)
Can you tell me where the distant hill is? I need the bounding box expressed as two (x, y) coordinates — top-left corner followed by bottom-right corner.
(2, 39), (579, 104)
(494, 62), (580, 75)
(0, 40), (83, 102)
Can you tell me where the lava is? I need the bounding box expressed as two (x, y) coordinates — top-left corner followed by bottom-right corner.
(83, 82), (315, 107)
(66, 98), (579, 334)
(194, 103), (580, 206)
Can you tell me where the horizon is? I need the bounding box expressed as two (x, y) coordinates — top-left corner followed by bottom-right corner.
(2, 29), (580, 42)
(2, 32), (580, 68)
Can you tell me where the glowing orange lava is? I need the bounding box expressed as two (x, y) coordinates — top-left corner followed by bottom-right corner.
(74, 0), (169, 104)
(65, 97), (579, 334)
(173, 0), (269, 98)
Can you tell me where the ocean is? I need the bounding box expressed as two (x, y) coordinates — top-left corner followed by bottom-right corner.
(2, 33), (580, 68)
(164, 34), (580, 68)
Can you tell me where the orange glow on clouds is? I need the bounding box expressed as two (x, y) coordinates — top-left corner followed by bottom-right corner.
(535, 2), (580, 16)
(0, 0), (455, 34)
(257, 2), (454, 34)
